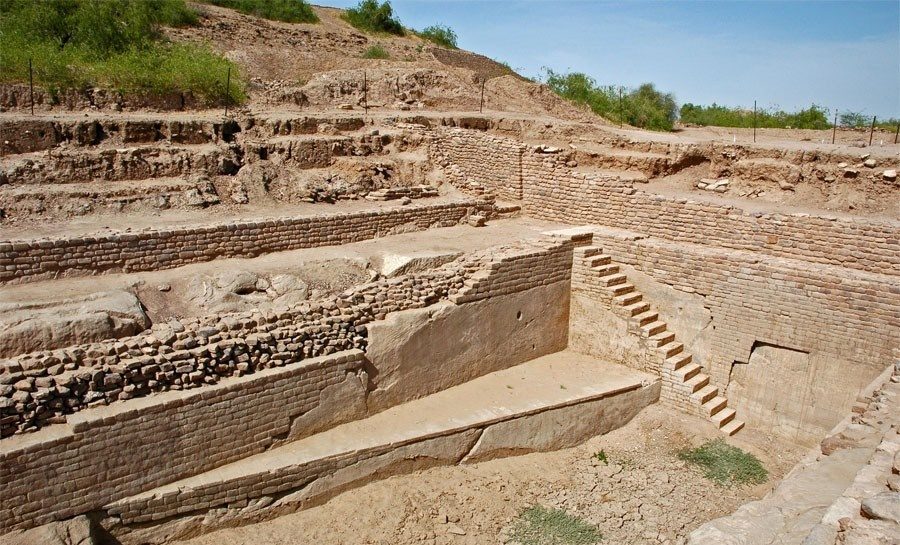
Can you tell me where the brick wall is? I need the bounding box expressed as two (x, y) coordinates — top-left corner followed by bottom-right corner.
(431, 128), (524, 200)
(591, 229), (899, 428)
(0, 350), (366, 532)
(0, 236), (576, 533)
(0, 200), (491, 283)
(433, 128), (900, 277)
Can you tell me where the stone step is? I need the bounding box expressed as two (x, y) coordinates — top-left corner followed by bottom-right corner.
(103, 351), (659, 531)
(702, 395), (727, 416)
(712, 407), (736, 427)
(611, 283), (636, 296)
(685, 373), (710, 393)
(666, 352), (693, 370)
(592, 264), (619, 277)
(614, 292), (643, 306)
(641, 320), (667, 337)
(582, 254), (611, 267)
(601, 273), (628, 287)
(578, 246), (604, 258)
(650, 330), (676, 347)
(675, 362), (701, 382)
(623, 301), (651, 317)
(720, 419), (745, 436)
(659, 342), (684, 359)
(634, 310), (659, 327)
(692, 384), (719, 405)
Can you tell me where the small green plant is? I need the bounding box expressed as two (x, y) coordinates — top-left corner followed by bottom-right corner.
(593, 450), (608, 464)
(678, 439), (767, 486)
(508, 505), (601, 545)
(418, 24), (457, 48)
(362, 45), (390, 59)
(343, 0), (404, 35)
(201, 0), (318, 23)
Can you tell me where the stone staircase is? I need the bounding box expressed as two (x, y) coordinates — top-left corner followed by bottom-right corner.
(575, 245), (744, 435)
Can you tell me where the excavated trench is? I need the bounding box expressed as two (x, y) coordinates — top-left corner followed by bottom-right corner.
(1, 112), (898, 545)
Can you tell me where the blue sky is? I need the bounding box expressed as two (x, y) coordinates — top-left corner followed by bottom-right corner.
(319, 0), (900, 118)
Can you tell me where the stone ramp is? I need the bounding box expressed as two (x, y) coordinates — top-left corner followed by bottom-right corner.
(103, 351), (659, 542)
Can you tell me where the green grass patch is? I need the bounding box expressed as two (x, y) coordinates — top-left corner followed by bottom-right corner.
(418, 24), (457, 48)
(678, 439), (767, 486)
(200, 0), (318, 23)
(362, 45), (390, 59)
(508, 505), (601, 545)
(0, 0), (244, 106)
(343, 0), (404, 35)
(680, 103), (830, 130)
(544, 69), (677, 131)
(593, 450), (608, 464)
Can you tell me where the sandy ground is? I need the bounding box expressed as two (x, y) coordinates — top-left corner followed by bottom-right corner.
(179, 404), (805, 545)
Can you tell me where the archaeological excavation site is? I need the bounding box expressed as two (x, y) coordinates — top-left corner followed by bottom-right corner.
(1, 3), (898, 545)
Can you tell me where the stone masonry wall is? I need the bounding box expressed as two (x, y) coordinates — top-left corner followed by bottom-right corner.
(432, 128), (900, 277)
(0, 350), (365, 533)
(590, 229), (899, 428)
(431, 128), (524, 200)
(0, 235), (575, 533)
(0, 200), (491, 283)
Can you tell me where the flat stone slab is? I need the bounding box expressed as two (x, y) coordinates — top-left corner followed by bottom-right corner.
(106, 351), (658, 534)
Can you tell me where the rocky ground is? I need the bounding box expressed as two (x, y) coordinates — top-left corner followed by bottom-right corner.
(179, 405), (804, 545)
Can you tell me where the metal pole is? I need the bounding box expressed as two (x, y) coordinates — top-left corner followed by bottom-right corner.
(894, 122), (899, 145)
(224, 66), (231, 118)
(363, 70), (368, 115)
(753, 100), (757, 143)
(29, 58), (34, 116)
(869, 115), (876, 146)
(832, 111), (837, 144)
(479, 79), (485, 113)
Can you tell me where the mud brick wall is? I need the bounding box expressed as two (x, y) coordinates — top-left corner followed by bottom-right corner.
(0, 200), (491, 283)
(432, 128), (524, 200)
(0, 350), (365, 533)
(433, 129), (900, 276)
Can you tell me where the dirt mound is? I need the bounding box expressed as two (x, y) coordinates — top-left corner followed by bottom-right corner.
(429, 46), (521, 81)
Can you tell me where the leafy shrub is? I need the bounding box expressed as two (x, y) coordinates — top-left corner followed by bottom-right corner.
(362, 45), (389, 59)
(0, 0), (244, 105)
(680, 103), (830, 130)
(201, 0), (318, 23)
(343, 0), (404, 35)
(419, 24), (457, 48)
(545, 69), (677, 131)
(678, 439), (768, 486)
(509, 505), (602, 545)
(839, 111), (899, 129)
(839, 110), (870, 128)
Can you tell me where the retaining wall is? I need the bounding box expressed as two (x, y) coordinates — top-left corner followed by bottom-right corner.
(433, 128), (900, 277)
(591, 229), (899, 442)
(0, 236), (575, 533)
(0, 200), (491, 283)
